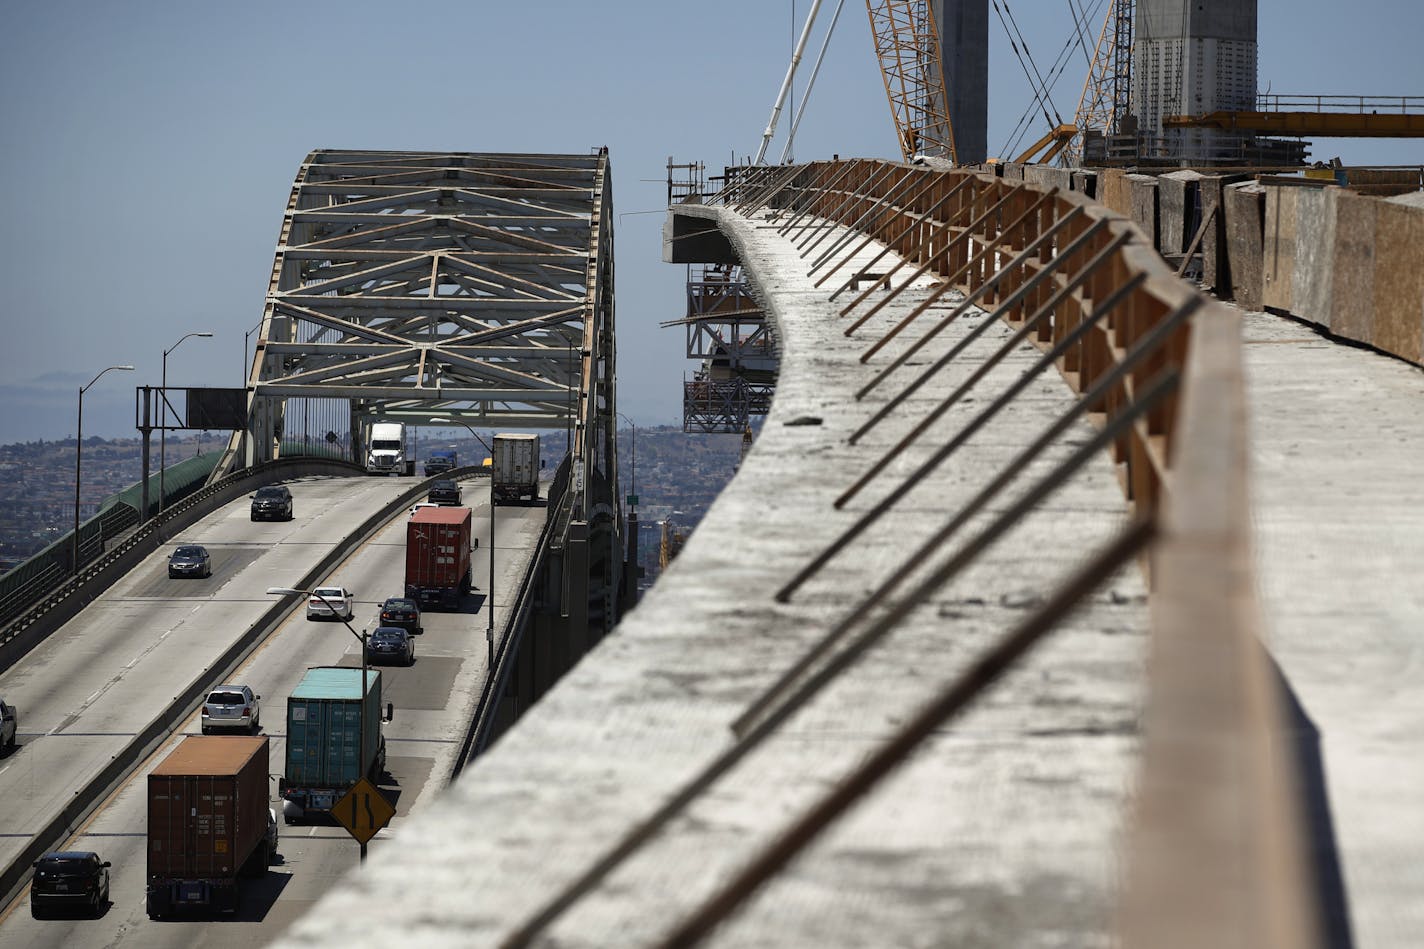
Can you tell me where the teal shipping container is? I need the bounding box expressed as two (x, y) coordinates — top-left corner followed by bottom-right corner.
(281, 666), (385, 821)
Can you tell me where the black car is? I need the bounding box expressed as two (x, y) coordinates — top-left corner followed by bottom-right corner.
(31, 851), (110, 918)
(379, 597), (422, 634)
(250, 484), (294, 521)
(427, 479), (462, 505)
(365, 626), (414, 665)
(168, 544), (211, 579)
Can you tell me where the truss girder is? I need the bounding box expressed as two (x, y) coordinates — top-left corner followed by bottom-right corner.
(217, 149), (618, 502)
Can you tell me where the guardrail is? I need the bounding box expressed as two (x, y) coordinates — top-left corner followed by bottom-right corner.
(0, 456), (365, 673)
(451, 505), (555, 779)
(0, 469), (434, 913)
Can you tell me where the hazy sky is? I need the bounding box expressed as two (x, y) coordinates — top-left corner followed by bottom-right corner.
(1, 0), (1419, 442)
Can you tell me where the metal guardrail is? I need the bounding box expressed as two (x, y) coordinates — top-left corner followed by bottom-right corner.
(450, 505), (555, 779)
(0, 456), (365, 669)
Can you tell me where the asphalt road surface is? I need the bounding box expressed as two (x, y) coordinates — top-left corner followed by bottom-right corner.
(0, 474), (546, 948)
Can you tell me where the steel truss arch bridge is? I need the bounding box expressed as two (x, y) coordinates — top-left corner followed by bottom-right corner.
(214, 147), (626, 638)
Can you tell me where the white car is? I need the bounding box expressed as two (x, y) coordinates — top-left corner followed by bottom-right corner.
(306, 586), (355, 621)
(201, 684), (260, 734)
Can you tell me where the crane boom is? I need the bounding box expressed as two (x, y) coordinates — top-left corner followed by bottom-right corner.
(866, 1), (957, 164)
(1071, 0), (1134, 164)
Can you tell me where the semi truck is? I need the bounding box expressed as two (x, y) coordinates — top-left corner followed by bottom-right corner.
(492, 433), (540, 504)
(423, 447), (457, 476)
(146, 736), (270, 918)
(279, 667), (391, 823)
(405, 505), (472, 609)
(366, 421), (408, 475)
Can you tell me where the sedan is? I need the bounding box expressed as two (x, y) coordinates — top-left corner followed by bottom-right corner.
(168, 544), (212, 579)
(201, 684), (260, 734)
(306, 586), (354, 621)
(379, 596), (422, 635)
(31, 851), (110, 918)
(365, 626), (414, 665)
(427, 479), (462, 505)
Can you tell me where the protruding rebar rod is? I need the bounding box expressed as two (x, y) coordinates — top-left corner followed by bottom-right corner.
(830, 183), (1029, 303)
(798, 164), (927, 253)
(808, 171), (968, 278)
(771, 273), (1175, 607)
(774, 160), (864, 235)
(842, 188), (1059, 336)
(856, 205), (1086, 367)
(853, 218), (1113, 422)
(745, 370), (1175, 734)
(499, 378), (1171, 949)
(658, 516), (1158, 949)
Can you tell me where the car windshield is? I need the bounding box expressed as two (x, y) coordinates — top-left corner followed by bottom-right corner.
(384, 599), (415, 611)
(312, 588), (343, 599)
(372, 629), (405, 643)
(38, 857), (93, 875)
(371, 439), (401, 450)
(174, 546), (204, 558)
(255, 487), (286, 499)
(207, 691), (244, 705)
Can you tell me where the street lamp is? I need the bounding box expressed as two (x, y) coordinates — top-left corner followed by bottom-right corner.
(617, 412), (637, 508)
(429, 417), (496, 666)
(265, 586), (372, 864)
(73, 365), (135, 572)
(160, 331), (213, 515)
(243, 317), (264, 387)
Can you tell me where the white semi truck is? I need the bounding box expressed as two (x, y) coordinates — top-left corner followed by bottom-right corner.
(491, 433), (540, 504)
(366, 422), (408, 475)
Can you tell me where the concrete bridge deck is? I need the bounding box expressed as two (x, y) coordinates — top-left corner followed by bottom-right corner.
(1243, 310), (1424, 947)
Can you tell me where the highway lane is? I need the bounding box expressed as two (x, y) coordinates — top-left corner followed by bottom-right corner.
(0, 480), (547, 948)
(0, 476), (414, 887)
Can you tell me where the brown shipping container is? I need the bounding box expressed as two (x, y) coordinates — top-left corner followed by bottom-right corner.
(148, 736), (269, 881)
(405, 505), (472, 596)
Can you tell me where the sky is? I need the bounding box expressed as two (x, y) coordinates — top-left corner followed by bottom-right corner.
(0, 0), (1419, 443)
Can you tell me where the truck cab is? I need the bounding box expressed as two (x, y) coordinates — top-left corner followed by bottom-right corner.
(366, 422), (408, 475)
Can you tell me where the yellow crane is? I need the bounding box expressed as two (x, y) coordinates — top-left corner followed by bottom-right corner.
(866, 0), (957, 163)
(1070, 0), (1134, 164)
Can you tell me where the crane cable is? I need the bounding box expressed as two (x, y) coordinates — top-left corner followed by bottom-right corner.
(992, 0), (1062, 131)
(996, 0), (1107, 158)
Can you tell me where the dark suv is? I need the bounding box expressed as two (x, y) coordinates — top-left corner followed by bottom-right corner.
(31, 851), (110, 917)
(250, 485), (294, 521)
(379, 597), (422, 634)
(427, 479), (461, 505)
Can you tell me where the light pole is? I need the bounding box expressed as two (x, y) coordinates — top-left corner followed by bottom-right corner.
(429, 417), (496, 667)
(160, 331), (213, 515)
(617, 412), (637, 507)
(243, 317), (264, 387)
(618, 412), (640, 606)
(74, 365), (135, 572)
(265, 586), (372, 864)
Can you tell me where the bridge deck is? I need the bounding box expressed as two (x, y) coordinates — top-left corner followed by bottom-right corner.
(284, 206), (1150, 946)
(1243, 310), (1424, 947)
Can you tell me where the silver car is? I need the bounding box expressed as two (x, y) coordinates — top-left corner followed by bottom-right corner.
(305, 586), (354, 621)
(201, 685), (260, 734)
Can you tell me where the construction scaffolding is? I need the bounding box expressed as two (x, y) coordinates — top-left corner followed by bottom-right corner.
(664, 263), (778, 434)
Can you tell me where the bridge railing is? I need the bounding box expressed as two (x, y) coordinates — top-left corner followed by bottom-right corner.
(647, 161), (1321, 947)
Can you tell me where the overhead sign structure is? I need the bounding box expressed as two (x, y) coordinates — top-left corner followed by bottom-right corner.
(331, 777), (395, 847)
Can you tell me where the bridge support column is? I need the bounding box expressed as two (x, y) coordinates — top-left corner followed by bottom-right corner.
(565, 522), (591, 663)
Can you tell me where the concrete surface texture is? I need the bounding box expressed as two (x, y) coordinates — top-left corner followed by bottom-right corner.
(280, 204), (1149, 947)
(1242, 310), (1424, 947)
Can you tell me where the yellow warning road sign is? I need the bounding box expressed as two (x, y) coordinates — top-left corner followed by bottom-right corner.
(331, 778), (395, 846)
